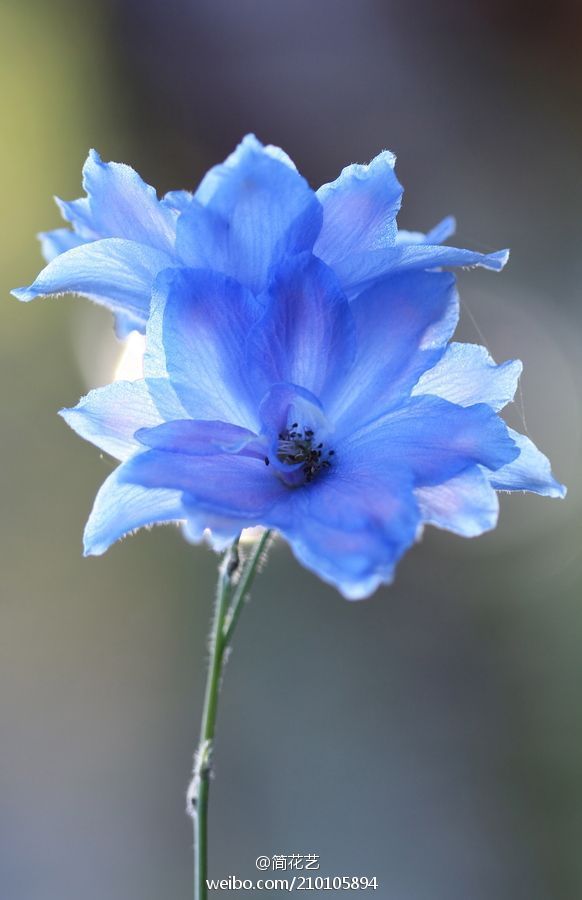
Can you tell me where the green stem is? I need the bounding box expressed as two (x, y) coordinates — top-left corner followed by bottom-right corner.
(189, 530), (272, 900)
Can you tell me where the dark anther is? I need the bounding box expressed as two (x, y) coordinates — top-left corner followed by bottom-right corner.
(264, 456), (270, 466)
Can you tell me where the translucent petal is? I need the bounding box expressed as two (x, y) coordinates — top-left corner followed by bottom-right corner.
(413, 343), (522, 411)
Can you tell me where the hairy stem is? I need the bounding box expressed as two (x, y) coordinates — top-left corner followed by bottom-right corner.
(188, 530), (272, 900)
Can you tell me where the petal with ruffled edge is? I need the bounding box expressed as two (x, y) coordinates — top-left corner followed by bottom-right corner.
(248, 253), (356, 403)
(413, 343), (522, 411)
(488, 429), (566, 497)
(314, 151), (403, 268)
(347, 396), (519, 487)
(12, 238), (173, 327)
(145, 267), (262, 428)
(274, 465), (420, 600)
(332, 242), (509, 300)
(57, 149), (177, 251)
(415, 467), (500, 537)
(396, 216), (457, 246)
(175, 135), (322, 293)
(83, 466), (184, 556)
(60, 378), (181, 461)
(332, 271), (457, 424)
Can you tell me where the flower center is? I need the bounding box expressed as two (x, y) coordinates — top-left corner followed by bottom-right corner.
(266, 422), (335, 485)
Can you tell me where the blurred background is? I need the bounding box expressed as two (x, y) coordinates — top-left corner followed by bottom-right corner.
(1, 1), (581, 897)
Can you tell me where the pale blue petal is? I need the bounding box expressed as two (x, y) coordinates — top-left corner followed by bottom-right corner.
(396, 215), (456, 245)
(38, 228), (85, 261)
(12, 238), (173, 325)
(162, 189), (194, 213)
(332, 243), (509, 299)
(314, 150), (403, 270)
(248, 253), (356, 403)
(60, 379), (171, 461)
(58, 149), (177, 251)
(83, 466), (184, 556)
(488, 429), (566, 497)
(413, 343), (523, 411)
(415, 467), (499, 537)
(176, 134), (322, 293)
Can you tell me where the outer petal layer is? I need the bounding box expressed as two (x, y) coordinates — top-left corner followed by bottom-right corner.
(415, 467), (500, 537)
(84, 466), (184, 556)
(176, 135), (322, 293)
(13, 238), (173, 326)
(332, 243), (509, 299)
(349, 396), (519, 487)
(488, 429), (566, 497)
(57, 149), (177, 251)
(413, 343), (522, 411)
(314, 151), (402, 268)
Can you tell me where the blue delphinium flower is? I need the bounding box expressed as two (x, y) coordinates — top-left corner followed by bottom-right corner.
(13, 136), (508, 336)
(60, 250), (565, 599)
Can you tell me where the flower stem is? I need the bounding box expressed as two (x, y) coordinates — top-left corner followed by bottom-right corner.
(188, 530), (272, 900)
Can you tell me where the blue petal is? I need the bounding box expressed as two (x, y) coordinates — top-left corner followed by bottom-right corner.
(60, 379), (174, 461)
(413, 343), (523, 411)
(38, 228), (85, 261)
(175, 134), (322, 293)
(396, 215), (457, 245)
(83, 466), (184, 556)
(415, 467), (499, 537)
(276, 466), (420, 600)
(136, 419), (262, 457)
(314, 150), (403, 270)
(247, 253), (356, 404)
(57, 149), (177, 251)
(488, 429), (566, 498)
(161, 189), (194, 213)
(120, 449), (287, 518)
(331, 242), (509, 300)
(332, 271), (457, 426)
(12, 238), (173, 327)
(348, 396), (519, 487)
(146, 267), (262, 428)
